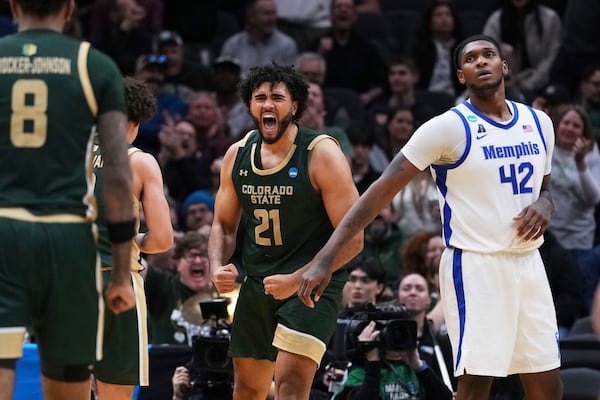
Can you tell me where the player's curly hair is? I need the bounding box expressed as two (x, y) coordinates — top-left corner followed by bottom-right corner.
(238, 62), (309, 121)
(124, 76), (157, 124)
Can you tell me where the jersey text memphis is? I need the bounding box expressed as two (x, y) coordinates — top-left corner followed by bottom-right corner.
(405, 101), (554, 253)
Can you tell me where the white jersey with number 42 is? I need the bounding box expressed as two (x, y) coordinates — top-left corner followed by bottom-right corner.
(402, 100), (555, 253)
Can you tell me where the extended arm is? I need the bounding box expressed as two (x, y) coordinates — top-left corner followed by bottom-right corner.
(263, 138), (364, 300)
(208, 143), (242, 293)
(131, 151), (173, 253)
(298, 152), (421, 307)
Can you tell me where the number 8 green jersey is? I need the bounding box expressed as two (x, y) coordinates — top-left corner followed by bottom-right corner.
(0, 29), (126, 218)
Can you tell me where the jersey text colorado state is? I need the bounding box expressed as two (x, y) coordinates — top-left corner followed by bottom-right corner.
(242, 185), (294, 205)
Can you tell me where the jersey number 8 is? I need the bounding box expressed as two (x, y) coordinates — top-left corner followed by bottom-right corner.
(11, 79), (48, 148)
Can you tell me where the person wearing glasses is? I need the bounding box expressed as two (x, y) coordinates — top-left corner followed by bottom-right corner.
(144, 231), (218, 345)
(93, 77), (173, 400)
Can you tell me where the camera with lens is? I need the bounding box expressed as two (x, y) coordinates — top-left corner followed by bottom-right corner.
(332, 303), (418, 362)
(184, 298), (233, 400)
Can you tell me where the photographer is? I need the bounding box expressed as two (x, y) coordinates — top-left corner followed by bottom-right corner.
(333, 319), (452, 400)
(394, 273), (455, 392)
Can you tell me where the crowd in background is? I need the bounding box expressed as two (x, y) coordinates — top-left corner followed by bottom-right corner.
(3, 0), (599, 397)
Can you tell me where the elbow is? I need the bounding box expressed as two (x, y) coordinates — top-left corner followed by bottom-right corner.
(156, 233), (175, 253)
(144, 233), (174, 254)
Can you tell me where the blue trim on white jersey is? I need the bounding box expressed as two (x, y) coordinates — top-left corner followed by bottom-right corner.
(431, 108), (473, 246)
(526, 106), (547, 152)
(452, 248), (466, 371)
(463, 100), (519, 129)
(435, 169), (453, 246)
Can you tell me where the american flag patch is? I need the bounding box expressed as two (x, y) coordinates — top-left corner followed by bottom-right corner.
(522, 124), (533, 132)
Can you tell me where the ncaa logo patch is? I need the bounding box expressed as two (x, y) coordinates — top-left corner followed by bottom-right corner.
(288, 167), (298, 179)
(467, 115), (477, 123)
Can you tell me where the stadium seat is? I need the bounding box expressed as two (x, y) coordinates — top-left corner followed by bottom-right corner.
(570, 316), (594, 335)
(560, 367), (600, 400)
(560, 333), (600, 370)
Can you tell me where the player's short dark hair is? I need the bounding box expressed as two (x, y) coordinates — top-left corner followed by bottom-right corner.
(238, 62), (309, 121)
(453, 34), (503, 70)
(124, 76), (157, 124)
(14, 0), (68, 17)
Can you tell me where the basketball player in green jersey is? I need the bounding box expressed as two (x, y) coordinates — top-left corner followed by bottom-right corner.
(93, 77), (173, 400)
(208, 63), (364, 400)
(0, 1), (136, 400)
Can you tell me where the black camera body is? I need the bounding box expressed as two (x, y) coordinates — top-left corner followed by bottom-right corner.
(334, 303), (418, 361)
(184, 299), (233, 400)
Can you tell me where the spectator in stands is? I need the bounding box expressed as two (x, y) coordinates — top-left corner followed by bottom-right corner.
(483, 0), (562, 99)
(392, 164), (441, 240)
(548, 105), (600, 315)
(299, 82), (354, 166)
(219, 0), (298, 77)
(369, 106), (417, 172)
(315, 0), (387, 105)
(392, 272), (455, 392)
(401, 233), (445, 301)
(144, 232), (218, 345)
(212, 56), (255, 139)
(273, 0), (331, 52)
(342, 256), (390, 309)
(152, 30), (213, 104)
(550, 1), (600, 98)
(132, 53), (187, 156)
(531, 83), (571, 129)
(368, 57), (442, 142)
(347, 122), (381, 194)
(89, 0), (162, 74)
(158, 117), (213, 205)
(361, 204), (405, 288)
(186, 91), (234, 166)
(180, 190), (215, 232)
(334, 274), (453, 400)
(411, 0), (463, 99)
(295, 51), (353, 130)
(576, 65), (600, 142)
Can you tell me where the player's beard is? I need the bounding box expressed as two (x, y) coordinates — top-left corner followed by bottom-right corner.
(255, 109), (294, 145)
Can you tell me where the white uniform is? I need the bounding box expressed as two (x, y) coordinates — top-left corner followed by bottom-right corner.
(402, 100), (560, 376)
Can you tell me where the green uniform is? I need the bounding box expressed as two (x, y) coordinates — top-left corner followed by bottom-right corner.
(93, 145), (148, 385)
(0, 29), (125, 368)
(229, 127), (346, 365)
